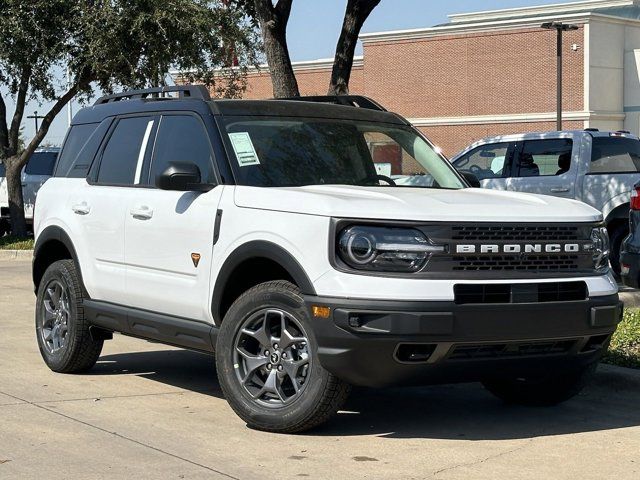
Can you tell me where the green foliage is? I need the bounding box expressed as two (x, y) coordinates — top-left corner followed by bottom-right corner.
(0, 236), (34, 250)
(603, 308), (640, 369)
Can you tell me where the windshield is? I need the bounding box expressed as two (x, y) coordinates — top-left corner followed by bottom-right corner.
(221, 117), (465, 189)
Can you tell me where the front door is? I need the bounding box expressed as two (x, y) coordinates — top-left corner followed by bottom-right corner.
(124, 113), (223, 322)
(507, 138), (576, 199)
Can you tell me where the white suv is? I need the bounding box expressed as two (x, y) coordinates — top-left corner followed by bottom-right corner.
(33, 87), (622, 433)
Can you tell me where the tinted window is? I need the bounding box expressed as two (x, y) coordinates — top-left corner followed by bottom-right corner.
(25, 151), (58, 176)
(590, 137), (640, 173)
(149, 115), (214, 185)
(97, 116), (155, 185)
(453, 143), (510, 180)
(0, 162), (5, 177)
(55, 123), (99, 177)
(514, 139), (573, 177)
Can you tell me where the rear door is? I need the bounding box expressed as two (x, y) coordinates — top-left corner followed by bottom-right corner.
(507, 138), (576, 199)
(75, 114), (157, 303)
(124, 113), (223, 321)
(452, 142), (515, 190)
(23, 150), (58, 220)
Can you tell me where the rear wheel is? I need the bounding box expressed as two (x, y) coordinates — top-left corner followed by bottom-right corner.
(609, 222), (628, 277)
(216, 281), (350, 433)
(482, 362), (598, 406)
(35, 259), (103, 373)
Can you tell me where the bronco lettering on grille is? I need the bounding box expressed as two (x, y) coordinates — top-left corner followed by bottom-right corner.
(456, 244), (580, 254)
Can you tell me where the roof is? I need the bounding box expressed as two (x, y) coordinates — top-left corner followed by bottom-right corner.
(359, 0), (640, 43)
(71, 96), (407, 126)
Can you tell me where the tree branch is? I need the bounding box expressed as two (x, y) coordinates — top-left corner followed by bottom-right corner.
(274, 0), (293, 23)
(8, 66), (31, 155)
(0, 91), (8, 158)
(18, 84), (79, 168)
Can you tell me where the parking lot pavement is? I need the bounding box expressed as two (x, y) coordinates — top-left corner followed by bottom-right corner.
(1, 260), (639, 480)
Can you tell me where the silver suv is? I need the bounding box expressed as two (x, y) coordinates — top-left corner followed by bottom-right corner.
(452, 130), (640, 274)
(0, 147), (59, 235)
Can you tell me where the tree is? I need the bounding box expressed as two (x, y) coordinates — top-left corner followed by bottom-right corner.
(0, 0), (259, 238)
(233, 0), (381, 98)
(328, 0), (380, 95)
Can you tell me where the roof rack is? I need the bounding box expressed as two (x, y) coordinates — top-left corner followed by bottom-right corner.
(277, 95), (387, 112)
(94, 85), (211, 105)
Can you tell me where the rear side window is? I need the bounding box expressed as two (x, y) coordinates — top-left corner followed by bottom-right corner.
(25, 152), (58, 176)
(97, 116), (155, 185)
(590, 137), (640, 173)
(453, 143), (511, 180)
(148, 115), (214, 185)
(55, 124), (99, 177)
(514, 139), (573, 177)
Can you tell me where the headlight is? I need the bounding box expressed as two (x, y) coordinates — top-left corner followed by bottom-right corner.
(587, 226), (610, 271)
(337, 225), (445, 273)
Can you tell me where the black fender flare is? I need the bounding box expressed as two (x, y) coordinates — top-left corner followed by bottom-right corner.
(605, 203), (630, 226)
(211, 240), (316, 323)
(33, 225), (84, 293)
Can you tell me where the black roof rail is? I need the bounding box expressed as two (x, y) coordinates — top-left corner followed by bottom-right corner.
(94, 85), (211, 105)
(276, 95), (387, 112)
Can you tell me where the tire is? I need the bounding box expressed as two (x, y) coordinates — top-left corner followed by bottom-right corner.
(609, 223), (628, 278)
(0, 219), (9, 237)
(216, 280), (351, 433)
(482, 362), (598, 406)
(35, 259), (103, 373)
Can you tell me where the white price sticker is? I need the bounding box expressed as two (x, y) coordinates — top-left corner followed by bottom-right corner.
(229, 132), (261, 167)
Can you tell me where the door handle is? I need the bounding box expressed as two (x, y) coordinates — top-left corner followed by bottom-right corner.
(550, 187), (570, 193)
(130, 205), (153, 220)
(72, 202), (91, 215)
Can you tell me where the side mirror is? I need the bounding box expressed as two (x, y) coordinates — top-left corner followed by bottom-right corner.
(460, 171), (481, 188)
(156, 162), (213, 192)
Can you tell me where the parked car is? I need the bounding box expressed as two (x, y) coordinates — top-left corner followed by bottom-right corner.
(33, 87), (621, 433)
(621, 181), (640, 288)
(0, 147), (59, 235)
(451, 130), (640, 275)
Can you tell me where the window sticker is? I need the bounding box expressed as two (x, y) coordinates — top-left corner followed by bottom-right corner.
(229, 132), (261, 167)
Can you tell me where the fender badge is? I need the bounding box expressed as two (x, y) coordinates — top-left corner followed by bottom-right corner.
(191, 253), (201, 268)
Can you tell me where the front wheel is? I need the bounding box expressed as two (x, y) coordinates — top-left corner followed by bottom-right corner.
(216, 281), (350, 433)
(482, 362), (598, 406)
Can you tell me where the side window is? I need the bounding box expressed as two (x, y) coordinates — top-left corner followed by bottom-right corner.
(590, 137), (640, 173)
(25, 152), (58, 176)
(148, 115), (214, 186)
(55, 124), (99, 177)
(97, 116), (155, 185)
(453, 143), (511, 180)
(514, 139), (573, 177)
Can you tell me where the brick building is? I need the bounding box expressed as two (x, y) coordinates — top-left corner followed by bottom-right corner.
(174, 0), (640, 156)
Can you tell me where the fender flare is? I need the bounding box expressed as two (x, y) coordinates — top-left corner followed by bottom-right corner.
(211, 240), (316, 323)
(604, 202), (630, 226)
(32, 225), (83, 293)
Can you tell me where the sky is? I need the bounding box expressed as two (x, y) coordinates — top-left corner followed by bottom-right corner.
(4, 0), (578, 147)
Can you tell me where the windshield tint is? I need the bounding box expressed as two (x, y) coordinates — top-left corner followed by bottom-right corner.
(222, 117), (465, 189)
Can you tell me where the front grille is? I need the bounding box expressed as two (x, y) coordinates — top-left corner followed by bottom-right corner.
(451, 225), (581, 242)
(452, 254), (580, 272)
(448, 339), (577, 361)
(454, 281), (587, 304)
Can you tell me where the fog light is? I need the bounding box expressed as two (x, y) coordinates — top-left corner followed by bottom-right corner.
(312, 305), (331, 319)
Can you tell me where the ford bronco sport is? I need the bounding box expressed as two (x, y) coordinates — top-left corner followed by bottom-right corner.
(33, 86), (622, 433)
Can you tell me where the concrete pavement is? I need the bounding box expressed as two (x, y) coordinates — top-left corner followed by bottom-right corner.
(1, 259), (639, 479)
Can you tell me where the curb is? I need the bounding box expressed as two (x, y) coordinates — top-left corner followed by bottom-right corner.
(0, 249), (33, 260)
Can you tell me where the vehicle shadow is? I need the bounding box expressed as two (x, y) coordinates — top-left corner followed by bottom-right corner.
(90, 349), (640, 440)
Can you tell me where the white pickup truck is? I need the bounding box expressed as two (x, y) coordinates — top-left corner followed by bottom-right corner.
(451, 130), (640, 275)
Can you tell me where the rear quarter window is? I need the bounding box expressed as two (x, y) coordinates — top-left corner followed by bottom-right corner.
(590, 137), (640, 173)
(55, 123), (101, 178)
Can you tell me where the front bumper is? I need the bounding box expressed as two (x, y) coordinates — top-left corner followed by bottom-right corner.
(305, 294), (622, 387)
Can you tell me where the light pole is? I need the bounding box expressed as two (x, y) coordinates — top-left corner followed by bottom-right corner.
(541, 21), (579, 131)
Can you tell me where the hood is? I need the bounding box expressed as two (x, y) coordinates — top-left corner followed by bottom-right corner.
(234, 185), (603, 223)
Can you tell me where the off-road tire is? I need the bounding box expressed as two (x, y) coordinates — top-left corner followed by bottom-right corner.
(482, 362), (598, 406)
(609, 223), (628, 277)
(216, 281), (351, 433)
(35, 259), (103, 373)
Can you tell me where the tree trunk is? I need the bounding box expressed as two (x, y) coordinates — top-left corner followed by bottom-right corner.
(328, 0), (380, 96)
(253, 0), (299, 98)
(4, 157), (26, 238)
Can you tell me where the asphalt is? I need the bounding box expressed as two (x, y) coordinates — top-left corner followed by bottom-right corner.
(1, 259), (639, 479)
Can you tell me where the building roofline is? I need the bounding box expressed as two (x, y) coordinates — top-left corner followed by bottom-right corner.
(448, 0), (635, 24)
(360, 11), (640, 43)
